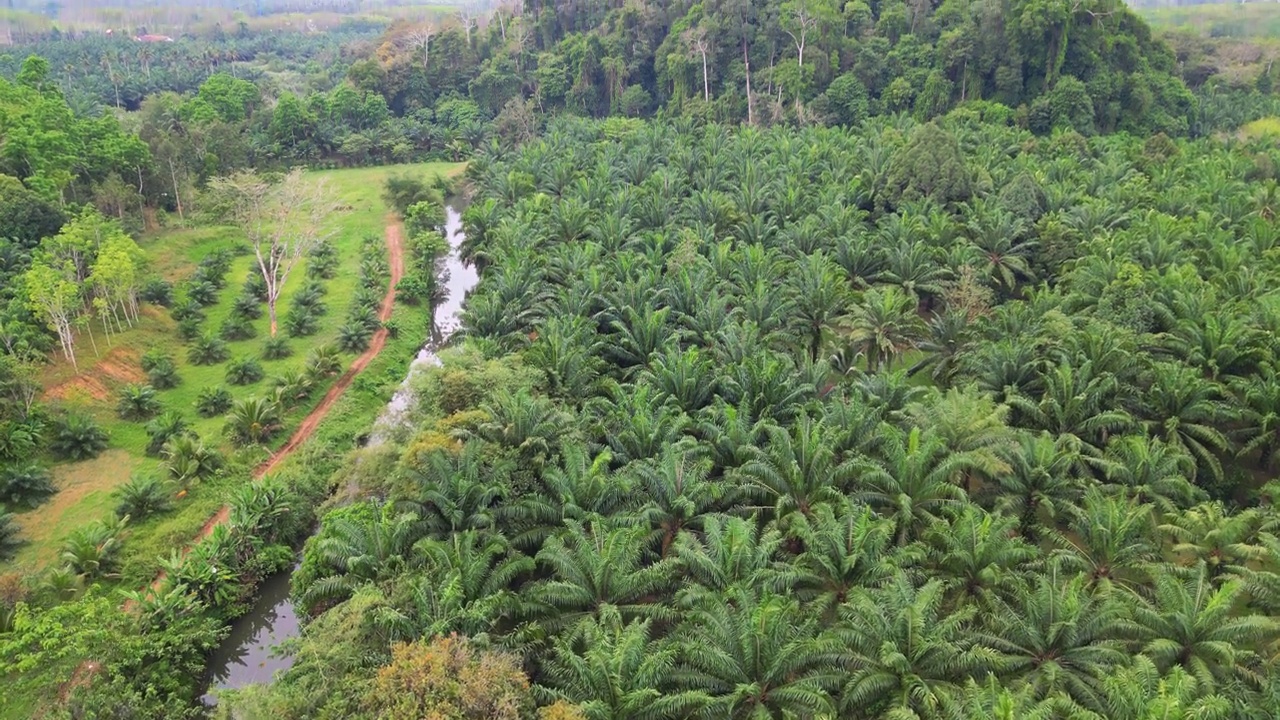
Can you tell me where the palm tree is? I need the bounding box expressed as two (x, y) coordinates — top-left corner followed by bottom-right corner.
(787, 252), (850, 361)
(1159, 315), (1266, 381)
(228, 478), (297, 546)
(925, 505), (1039, 609)
(1232, 366), (1280, 471)
(739, 413), (855, 528)
(1100, 435), (1201, 512)
(113, 474), (172, 520)
(401, 445), (503, 537)
(672, 514), (791, 605)
(791, 500), (896, 616)
(529, 520), (677, 632)
(224, 396), (282, 446)
(678, 586), (847, 719)
(1007, 362), (1134, 467)
(385, 531), (534, 640)
(985, 432), (1087, 539)
(1129, 567), (1280, 693)
(906, 385), (1017, 492)
(1048, 489), (1159, 592)
(162, 434), (223, 486)
(539, 607), (706, 720)
(116, 383), (161, 421)
(476, 389), (571, 465)
(297, 503), (425, 614)
(841, 285), (926, 372)
(983, 566), (1130, 711)
(965, 210), (1037, 292)
(632, 450), (724, 557)
(910, 308), (972, 386)
(853, 427), (976, 545)
(838, 573), (1001, 719)
(1139, 363), (1232, 484)
(1096, 656), (1232, 720)
(1158, 503), (1270, 581)
(60, 516), (129, 581)
(0, 509), (22, 561)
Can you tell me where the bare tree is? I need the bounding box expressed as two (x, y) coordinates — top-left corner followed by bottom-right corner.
(683, 25), (712, 102)
(408, 23), (435, 68)
(458, 9), (476, 47)
(782, 0), (819, 69)
(210, 169), (337, 336)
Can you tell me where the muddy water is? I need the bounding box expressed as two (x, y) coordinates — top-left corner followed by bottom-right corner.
(200, 206), (476, 702)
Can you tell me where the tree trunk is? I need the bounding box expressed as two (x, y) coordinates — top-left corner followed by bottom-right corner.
(168, 158), (184, 220)
(700, 49), (709, 101)
(743, 38), (754, 126)
(267, 300), (278, 337)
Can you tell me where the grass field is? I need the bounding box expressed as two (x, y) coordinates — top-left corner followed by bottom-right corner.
(3, 162), (463, 579)
(1141, 2), (1280, 39)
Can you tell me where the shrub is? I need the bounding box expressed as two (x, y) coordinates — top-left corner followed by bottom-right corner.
(225, 396), (282, 446)
(361, 636), (534, 720)
(185, 280), (218, 307)
(144, 410), (190, 457)
(139, 277), (173, 307)
(49, 415), (109, 461)
(117, 384), (161, 421)
(194, 386), (233, 417)
(284, 305), (319, 337)
(305, 344), (343, 378)
(225, 356), (265, 386)
(337, 322), (373, 353)
(219, 315), (257, 341)
(231, 293), (263, 320)
(0, 464), (55, 509)
(261, 336), (293, 360)
(177, 317), (204, 342)
(114, 474), (172, 520)
(163, 435), (224, 485)
(188, 333), (230, 365)
(0, 511), (21, 561)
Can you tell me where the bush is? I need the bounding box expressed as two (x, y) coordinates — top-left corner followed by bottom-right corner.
(114, 474), (172, 520)
(220, 315), (257, 341)
(284, 306), (319, 337)
(0, 464), (55, 509)
(262, 336), (293, 360)
(116, 384), (161, 421)
(194, 386), (233, 417)
(336, 322), (373, 353)
(139, 277), (173, 307)
(163, 435), (223, 485)
(231, 293), (263, 320)
(0, 510), (21, 561)
(225, 356), (265, 386)
(144, 410), (190, 457)
(177, 317), (204, 342)
(188, 333), (230, 365)
(49, 414), (109, 461)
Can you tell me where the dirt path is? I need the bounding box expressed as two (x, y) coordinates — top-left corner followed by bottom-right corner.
(130, 221), (405, 602)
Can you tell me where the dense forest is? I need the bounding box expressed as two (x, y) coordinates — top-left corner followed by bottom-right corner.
(6, 0), (1280, 718)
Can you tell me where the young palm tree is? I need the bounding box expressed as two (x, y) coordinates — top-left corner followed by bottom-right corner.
(225, 396), (283, 446)
(297, 503), (425, 614)
(786, 252), (850, 361)
(49, 414), (109, 461)
(60, 516), (129, 581)
(0, 464), (55, 509)
(0, 510), (21, 561)
(113, 474), (172, 520)
(401, 445), (503, 537)
(476, 388), (571, 465)
(1096, 656), (1232, 720)
(1007, 362), (1134, 468)
(538, 607), (706, 720)
(116, 383), (161, 421)
(529, 520), (678, 632)
(1048, 489), (1159, 593)
(162, 434), (223, 486)
(906, 385), (1017, 491)
(838, 573), (1001, 719)
(1138, 363), (1232, 484)
(1100, 435), (1201, 512)
(678, 586), (847, 719)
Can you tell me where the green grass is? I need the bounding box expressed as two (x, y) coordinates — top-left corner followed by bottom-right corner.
(1141, 3), (1280, 39)
(3, 162), (464, 577)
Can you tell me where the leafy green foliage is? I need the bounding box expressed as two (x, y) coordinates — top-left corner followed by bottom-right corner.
(113, 473), (172, 520)
(187, 332), (230, 365)
(48, 414), (109, 461)
(225, 356), (265, 386)
(116, 383), (161, 421)
(0, 463), (55, 509)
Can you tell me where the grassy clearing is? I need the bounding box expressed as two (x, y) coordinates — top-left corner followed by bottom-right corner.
(4, 162), (463, 578)
(1141, 3), (1280, 39)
